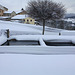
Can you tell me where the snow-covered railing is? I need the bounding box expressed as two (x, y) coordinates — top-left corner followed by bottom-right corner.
(0, 29), (8, 36)
(9, 35), (75, 44)
(0, 35), (75, 54)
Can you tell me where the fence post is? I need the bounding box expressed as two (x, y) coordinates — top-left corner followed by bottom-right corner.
(6, 29), (9, 38)
(59, 32), (61, 36)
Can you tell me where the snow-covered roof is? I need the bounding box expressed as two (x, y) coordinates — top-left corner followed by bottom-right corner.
(16, 10), (22, 14)
(0, 5), (5, 10)
(0, 4), (8, 11)
(0, 16), (9, 19)
(4, 11), (13, 13)
(12, 15), (29, 19)
(16, 10), (27, 14)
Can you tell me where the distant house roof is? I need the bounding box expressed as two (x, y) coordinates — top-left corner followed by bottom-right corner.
(4, 11), (13, 13)
(0, 4), (8, 11)
(0, 16), (9, 19)
(12, 15), (28, 19)
(16, 10), (27, 14)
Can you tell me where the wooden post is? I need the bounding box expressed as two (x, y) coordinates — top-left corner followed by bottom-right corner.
(7, 29), (9, 38)
(6, 29), (9, 45)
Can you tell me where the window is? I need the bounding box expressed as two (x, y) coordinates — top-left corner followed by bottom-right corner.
(30, 20), (32, 22)
(23, 19), (25, 22)
(27, 19), (29, 22)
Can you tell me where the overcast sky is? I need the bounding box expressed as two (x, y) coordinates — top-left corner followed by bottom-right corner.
(0, 0), (75, 13)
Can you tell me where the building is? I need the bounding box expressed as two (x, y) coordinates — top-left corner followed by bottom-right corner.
(3, 11), (16, 17)
(16, 8), (27, 15)
(24, 17), (35, 24)
(0, 4), (8, 16)
(11, 15), (35, 24)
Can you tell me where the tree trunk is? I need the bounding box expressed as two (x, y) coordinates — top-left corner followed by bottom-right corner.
(42, 19), (45, 35)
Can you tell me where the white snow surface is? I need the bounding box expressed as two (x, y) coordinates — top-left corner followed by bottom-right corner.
(0, 20), (75, 36)
(0, 20), (75, 75)
(0, 34), (7, 45)
(61, 30), (75, 36)
(4, 11), (13, 13)
(0, 20), (61, 35)
(0, 5), (6, 11)
(0, 54), (75, 75)
(0, 20), (42, 35)
(0, 16), (9, 19)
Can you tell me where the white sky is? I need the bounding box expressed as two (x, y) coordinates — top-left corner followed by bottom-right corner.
(0, 0), (75, 13)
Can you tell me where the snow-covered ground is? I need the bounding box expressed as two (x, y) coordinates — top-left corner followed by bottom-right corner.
(0, 20), (75, 36)
(0, 54), (75, 75)
(61, 30), (75, 36)
(0, 20), (63, 35)
(0, 20), (75, 75)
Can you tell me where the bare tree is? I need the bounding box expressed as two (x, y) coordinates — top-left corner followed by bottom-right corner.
(26, 0), (66, 35)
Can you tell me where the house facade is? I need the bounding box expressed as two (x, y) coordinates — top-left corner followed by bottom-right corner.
(0, 9), (4, 16)
(0, 5), (8, 16)
(16, 8), (27, 15)
(3, 11), (16, 17)
(24, 17), (35, 24)
(11, 15), (35, 24)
